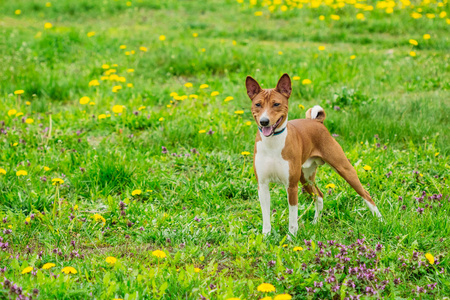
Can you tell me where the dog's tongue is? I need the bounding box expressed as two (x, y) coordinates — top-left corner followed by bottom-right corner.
(262, 126), (273, 137)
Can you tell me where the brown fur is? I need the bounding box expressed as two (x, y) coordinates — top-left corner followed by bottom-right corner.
(247, 74), (377, 211)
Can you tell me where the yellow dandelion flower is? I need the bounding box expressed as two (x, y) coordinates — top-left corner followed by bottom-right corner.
(120, 45), (126, 49)
(298, 104), (305, 110)
(411, 12), (422, 19)
(43, 166), (50, 172)
(245, 121), (252, 126)
(16, 170), (28, 176)
(350, 55), (356, 59)
(224, 96), (234, 102)
(254, 11), (263, 16)
(302, 79), (312, 85)
(274, 294), (292, 300)
(211, 91), (220, 96)
(194, 267), (201, 273)
(89, 80), (100, 87)
(192, 32), (198, 37)
(241, 151), (251, 156)
(126, 1), (132, 6)
(409, 39), (418, 46)
(139, 46), (148, 52)
(260, 297), (272, 300)
(278, 51), (283, 55)
(423, 34), (430, 40)
(184, 82), (193, 88)
(138, 106), (146, 111)
(132, 189), (142, 196)
(93, 214), (106, 223)
(159, 117), (164, 121)
(318, 46), (325, 51)
(13, 143), (18, 147)
(356, 13), (365, 20)
(198, 130), (206, 134)
(426, 13), (435, 19)
(159, 35), (166, 41)
(112, 86), (122, 93)
(61, 266), (77, 274)
(330, 14), (340, 20)
(21, 267), (33, 274)
(73, 205), (78, 211)
(152, 250), (166, 259)
(25, 118), (34, 124)
(319, 15), (325, 20)
(293, 246), (303, 251)
(52, 178), (64, 185)
(112, 105), (125, 114)
(46, 2), (51, 7)
(292, 76), (300, 81)
(189, 94), (198, 99)
(8, 109), (17, 116)
(98, 114), (106, 120)
(166, 104), (172, 108)
(199, 84), (209, 89)
(363, 165), (372, 171)
(234, 110), (244, 114)
(25, 101), (31, 105)
(425, 253), (434, 264)
(105, 256), (117, 265)
(44, 22), (52, 29)
(409, 51), (416, 57)
(326, 183), (336, 189)
(14, 90), (24, 95)
(102, 64), (110, 69)
(87, 32), (95, 37)
(42, 263), (56, 270)
(435, 152), (439, 157)
(385, 7), (393, 13)
(257, 283), (276, 293)
(79, 97), (90, 105)
(16, 112), (24, 117)
(0, 168), (6, 175)
(15, 9), (21, 15)
(25, 217), (31, 223)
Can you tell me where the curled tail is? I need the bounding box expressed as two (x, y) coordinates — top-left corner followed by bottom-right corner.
(305, 105), (326, 123)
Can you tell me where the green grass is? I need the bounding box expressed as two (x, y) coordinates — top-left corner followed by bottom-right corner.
(0, 0), (449, 299)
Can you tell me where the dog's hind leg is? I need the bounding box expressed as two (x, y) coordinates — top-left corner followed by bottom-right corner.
(301, 158), (324, 224)
(321, 141), (382, 220)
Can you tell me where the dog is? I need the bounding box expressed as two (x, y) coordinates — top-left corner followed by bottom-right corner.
(246, 73), (382, 237)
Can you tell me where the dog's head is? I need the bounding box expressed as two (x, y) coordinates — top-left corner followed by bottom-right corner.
(245, 73), (291, 137)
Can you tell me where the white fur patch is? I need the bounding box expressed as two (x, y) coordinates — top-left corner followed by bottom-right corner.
(302, 157), (324, 183)
(313, 197), (323, 224)
(364, 199), (383, 221)
(258, 184), (271, 234)
(289, 204), (298, 236)
(311, 105), (324, 119)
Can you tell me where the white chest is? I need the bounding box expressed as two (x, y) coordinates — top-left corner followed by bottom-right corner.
(254, 130), (290, 186)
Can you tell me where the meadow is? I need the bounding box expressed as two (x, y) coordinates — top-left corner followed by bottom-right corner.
(0, 0), (449, 299)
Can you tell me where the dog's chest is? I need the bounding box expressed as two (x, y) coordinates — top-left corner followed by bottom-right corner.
(254, 132), (290, 185)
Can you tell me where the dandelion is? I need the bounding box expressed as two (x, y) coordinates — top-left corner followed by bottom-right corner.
(199, 84), (209, 89)
(16, 112), (24, 117)
(139, 46), (148, 52)
(61, 267), (77, 274)
(423, 34), (431, 40)
(319, 15), (325, 20)
(25, 118), (34, 124)
(87, 32), (95, 37)
(44, 22), (52, 29)
(410, 51), (416, 57)
(211, 91), (220, 96)
(194, 267), (201, 273)
(330, 14), (340, 20)
(0, 168), (6, 175)
(425, 253), (434, 264)
(79, 96), (90, 104)
(363, 165), (372, 171)
(152, 250), (166, 259)
(278, 51), (283, 55)
(356, 13), (365, 20)
(46, 2), (51, 7)
(257, 283), (276, 293)
(223, 96), (234, 102)
(42, 263), (55, 270)
(159, 35), (166, 41)
(298, 104), (305, 109)
(254, 11), (263, 16)
(302, 79), (312, 85)
(89, 80), (100, 86)
(189, 94), (198, 99)
(98, 114), (106, 120)
(132, 189), (142, 196)
(127, 83), (133, 88)
(292, 76), (300, 81)
(14, 90), (25, 95)
(16, 170), (28, 176)
(52, 178), (64, 185)
(198, 130), (206, 134)
(318, 46), (325, 51)
(274, 295), (292, 300)
(409, 39), (418, 46)
(293, 246), (303, 251)
(159, 117), (164, 121)
(22, 267), (33, 274)
(8, 109), (17, 116)
(411, 12), (422, 19)
(350, 55), (356, 59)
(241, 151), (251, 156)
(15, 9), (21, 15)
(326, 183), (335, 189)
(234, 110), (244, 114)
(126, 1), (132, 6)
(105, 256), (117, 265)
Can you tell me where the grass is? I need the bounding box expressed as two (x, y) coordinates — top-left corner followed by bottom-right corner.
(0, 0), (449, 299)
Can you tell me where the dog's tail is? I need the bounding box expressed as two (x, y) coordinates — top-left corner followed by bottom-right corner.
(305, 105), (326, 123)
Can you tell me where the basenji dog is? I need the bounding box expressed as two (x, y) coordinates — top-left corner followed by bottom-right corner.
(246, 73), (382, 237)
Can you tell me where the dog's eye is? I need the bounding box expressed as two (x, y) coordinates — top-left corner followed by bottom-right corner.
(273, 103), (280, 107)
(255, 103), (261, 107)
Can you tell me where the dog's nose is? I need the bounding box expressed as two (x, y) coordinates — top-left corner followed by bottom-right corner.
(260, 117), (269, 126)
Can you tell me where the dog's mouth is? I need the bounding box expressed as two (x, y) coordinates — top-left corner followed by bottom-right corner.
(260, 116), (283, 137)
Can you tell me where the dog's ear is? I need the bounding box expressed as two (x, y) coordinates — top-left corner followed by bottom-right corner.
(275, 73), (291, 98)
(246, 76), (262, 100)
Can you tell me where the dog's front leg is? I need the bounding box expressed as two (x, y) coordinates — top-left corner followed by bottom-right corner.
(287, 185), (298, 237)
(258, 183), (271, 234)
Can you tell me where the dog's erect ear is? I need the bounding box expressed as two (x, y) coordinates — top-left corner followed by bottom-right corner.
(275, 73), (291, 98)
(246, 76), (262, 100)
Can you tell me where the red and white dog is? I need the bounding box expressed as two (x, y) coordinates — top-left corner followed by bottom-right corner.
(246, 74), (382, 237)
